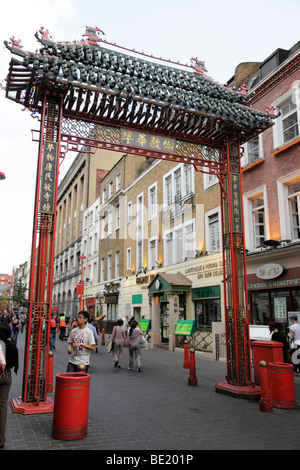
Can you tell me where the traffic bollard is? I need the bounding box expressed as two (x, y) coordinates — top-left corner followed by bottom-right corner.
(101, 329), (105, 345)
(259, 360), (273, 412)
(183, 340), (190, 369)
(46, 351), (54, 393)
(268, 362), (295, 409)
(188, 349), (198, 386)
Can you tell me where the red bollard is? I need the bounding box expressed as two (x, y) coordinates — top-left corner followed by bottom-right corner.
(101, 329), (105, 346)
(259, 360), (273, 412)
(52, 372), (90, 440)
(46, 351), (54, 393)
(268, 362), (295, 409)
(183, 340), (190, 369)
(188, 349), (198, 386)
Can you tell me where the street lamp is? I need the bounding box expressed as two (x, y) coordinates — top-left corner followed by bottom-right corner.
(0, 172), (6, 180)
(79, 255), (86, 311)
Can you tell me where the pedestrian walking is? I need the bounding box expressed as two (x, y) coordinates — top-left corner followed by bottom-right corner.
(10, 313), (21, 345)
(269, 321), (288, 362)
(50, 313), (57, 350)
(110, 319), (127, 368)
(0, 310), (11, 327)
(67, 311), (95, 373)
(288, 315), (300, 372)
(59, 313), (66, 340)
(127, 320), (143, 372)
(87, 317), (99, 352)
(19, 313), (25, 332)
(0, 324), (19, 449)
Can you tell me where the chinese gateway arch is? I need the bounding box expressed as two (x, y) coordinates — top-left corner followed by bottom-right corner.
(4, 27), (276, 412)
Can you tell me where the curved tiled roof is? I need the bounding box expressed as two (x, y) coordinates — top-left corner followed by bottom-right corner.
(4, 28), (276, 144)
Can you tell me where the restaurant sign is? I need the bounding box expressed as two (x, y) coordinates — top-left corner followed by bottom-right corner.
(256, 263), (283, 280)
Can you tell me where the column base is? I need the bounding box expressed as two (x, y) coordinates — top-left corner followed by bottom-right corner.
(259, 398), (273, 412)
(215, 381), (261, 401)
(10, 396), (54, 414)
(188, 377), (198, 386)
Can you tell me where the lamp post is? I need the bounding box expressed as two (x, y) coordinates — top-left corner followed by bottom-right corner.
(79, 255), (86, 310)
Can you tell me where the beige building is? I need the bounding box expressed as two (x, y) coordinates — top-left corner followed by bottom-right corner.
(52, 146), (121, 316)
(52, 138), (225, 358)
(87, 151), (225, 358)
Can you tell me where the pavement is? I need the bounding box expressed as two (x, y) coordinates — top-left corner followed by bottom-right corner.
(2, 330), (300, 454)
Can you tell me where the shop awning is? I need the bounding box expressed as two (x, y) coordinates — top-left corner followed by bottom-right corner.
(148, 272), (192, 296)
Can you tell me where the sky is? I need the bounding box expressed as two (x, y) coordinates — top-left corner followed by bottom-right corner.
(0, 0), (299, 274)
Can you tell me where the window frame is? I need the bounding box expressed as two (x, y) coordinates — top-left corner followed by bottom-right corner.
(243, 186), (269, 251)
(272, 85), (300, 149)
(277, 170), (300, 241)
(205, 207), (222, 253)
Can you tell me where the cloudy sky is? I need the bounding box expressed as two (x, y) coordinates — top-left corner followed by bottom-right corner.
(0, 0), (299, 274)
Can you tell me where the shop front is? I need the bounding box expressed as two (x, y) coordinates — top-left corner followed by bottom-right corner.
(247, 263), (300, 332)
(104, 292), (119, 321)
(149, 272), (192, 351)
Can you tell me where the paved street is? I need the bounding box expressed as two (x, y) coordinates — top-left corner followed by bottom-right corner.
(3, 330), (300, 452)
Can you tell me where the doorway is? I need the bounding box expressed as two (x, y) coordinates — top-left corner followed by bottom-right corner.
(160, 302), (169, 343)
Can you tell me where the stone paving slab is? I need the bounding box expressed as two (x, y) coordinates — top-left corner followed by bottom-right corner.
(2, 332), (300, 453)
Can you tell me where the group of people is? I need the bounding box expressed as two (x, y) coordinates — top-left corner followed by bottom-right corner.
(0, 309), (25, 345)
(269, 315), (300, 372)
(0, 321), (19, 448)
(66, 312), (145, 373)
(109, 316), (144, 372)
(50, 312), (99, 353)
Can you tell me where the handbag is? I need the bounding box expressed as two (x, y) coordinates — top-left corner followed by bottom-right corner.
(138, 335), (148, 350)
(0, 346), (6, 374)
(106, 340), (113, 353)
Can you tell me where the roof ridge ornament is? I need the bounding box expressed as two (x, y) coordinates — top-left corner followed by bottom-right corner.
(38, 26), (105, 46)
(190, 58), (208, 76)
(9, 36), (23, 50)
(82, 26), (105, 45)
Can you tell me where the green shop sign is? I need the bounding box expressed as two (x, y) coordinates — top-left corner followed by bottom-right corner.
(139, 319), (151, 333)
(192, 285), (220, 300)
(175, 320), (196, 336)
(132, 294), (142, 304)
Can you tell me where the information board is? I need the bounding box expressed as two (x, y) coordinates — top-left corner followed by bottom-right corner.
(174, 320), (196, 336)
(139, 319), (151, 333)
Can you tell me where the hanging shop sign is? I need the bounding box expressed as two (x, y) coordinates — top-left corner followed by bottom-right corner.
(40, 141), (58, 214)
(86, 297), (95, 307)
(256, 263), (283, 280)
(76, 283), (84, 295)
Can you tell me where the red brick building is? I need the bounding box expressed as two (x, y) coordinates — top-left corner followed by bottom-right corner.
(0, 274), (13, 310)
(228, 41), (300, 329)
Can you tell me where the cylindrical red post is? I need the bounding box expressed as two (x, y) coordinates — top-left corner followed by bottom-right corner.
(183, 340), (190, 369)
(188, 349), (198, 386)
(52, 372), (90, 440)
(101, 329), (105, 346)
(259, 361), (273, 412)
(46, 351), (54, 393)
(268, 362), (295, 409)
